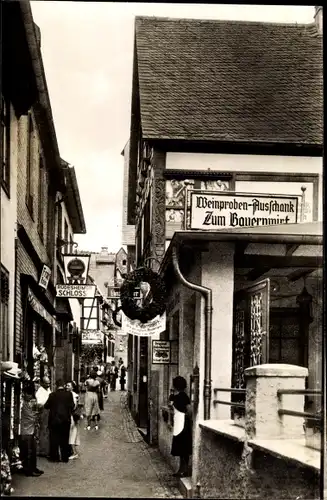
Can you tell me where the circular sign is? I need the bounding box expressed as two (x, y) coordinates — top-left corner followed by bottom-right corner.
(67, 258), (85, 278)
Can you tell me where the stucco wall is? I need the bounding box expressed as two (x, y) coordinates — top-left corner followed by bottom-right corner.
(1, 103), (18, 361)
(198, 428), (320, 499)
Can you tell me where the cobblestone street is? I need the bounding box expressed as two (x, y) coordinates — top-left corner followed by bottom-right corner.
(12, 392), (182, 498)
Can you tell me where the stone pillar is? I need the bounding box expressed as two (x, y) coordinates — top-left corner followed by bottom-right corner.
(201, 241), (235, 420)
(244, 364), (308, 440)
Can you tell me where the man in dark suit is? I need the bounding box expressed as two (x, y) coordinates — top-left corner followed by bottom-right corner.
(44, 379), (74, 463)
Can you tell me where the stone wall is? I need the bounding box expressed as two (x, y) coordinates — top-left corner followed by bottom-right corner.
(196, 365), (321, 499)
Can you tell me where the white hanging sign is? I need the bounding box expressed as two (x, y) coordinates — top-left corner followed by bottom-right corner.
(190, 191), (298, 230)
(122, 312), (166, 337)
(39, 264), (51, 290)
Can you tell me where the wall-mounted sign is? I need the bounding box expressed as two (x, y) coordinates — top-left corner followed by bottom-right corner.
(56, 284), (96, 298)
(122, 312), (166, 337)
(152, 340), (171, 364)
(63, 254), (90, 285)
(81, 329), (103, 345)
(39, 264), (51, 290)
(107, 287), (141, 300)
(189, 192), (298, 230)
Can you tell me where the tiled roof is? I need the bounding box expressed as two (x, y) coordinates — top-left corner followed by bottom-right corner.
(135, 17), (323, 145)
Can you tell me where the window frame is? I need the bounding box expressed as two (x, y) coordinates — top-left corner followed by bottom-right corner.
(38, 155), (45, 241)
(1, 95), (10, 196)
(0, 265), (10, 361)
(26, 113), (35, 217)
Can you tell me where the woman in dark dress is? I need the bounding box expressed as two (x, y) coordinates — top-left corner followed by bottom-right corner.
(169, 376), (192, 477)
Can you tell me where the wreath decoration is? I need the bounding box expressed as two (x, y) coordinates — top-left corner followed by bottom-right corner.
(120, 267), (167, 323)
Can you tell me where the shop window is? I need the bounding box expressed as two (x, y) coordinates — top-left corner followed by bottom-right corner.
(1, 94), (10, 195)
(0, 266), (10, 361)
(26, 113), (34, 216)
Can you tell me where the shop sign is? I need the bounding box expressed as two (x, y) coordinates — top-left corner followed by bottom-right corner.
(122, 312), (166, 337)
(39, 264), (51, 290)
(56, 284), (96, 298)
(63, 254), (90, 285)
(81, 329), (103, 345)
(107, 286), (141, 300)
(152, 340), (171, 364)
(189, 192), (298, 230)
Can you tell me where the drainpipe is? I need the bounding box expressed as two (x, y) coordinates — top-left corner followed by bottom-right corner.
(172, 245), (213, 420)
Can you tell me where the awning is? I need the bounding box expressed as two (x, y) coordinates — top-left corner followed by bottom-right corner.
(28, 289), (60, 331)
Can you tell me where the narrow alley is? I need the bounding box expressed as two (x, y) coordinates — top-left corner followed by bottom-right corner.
(12, 392), (182, 498)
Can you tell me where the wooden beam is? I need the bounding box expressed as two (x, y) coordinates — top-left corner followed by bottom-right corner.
(285, 244), (300, 256)
(235, 255), (323, 269)
(287, 268), (317, 282)
(247, 267), (272, 281)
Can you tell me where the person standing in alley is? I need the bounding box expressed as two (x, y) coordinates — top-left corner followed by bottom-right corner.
(19, 382), (44, 477)
(169, 376), (192, 478)
(66, 381), (82, 460)
(119, 364), (126, 391)
(84, 371), (101, 430)
(44, 379), (74, 462)
(35, 376), (51, 457)
(96, 371), (105, 411)
(110, 362), (118, 391)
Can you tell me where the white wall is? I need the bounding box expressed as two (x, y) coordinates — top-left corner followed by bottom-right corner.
(1, 103), (18, 360)
(166, 153), (322, 221)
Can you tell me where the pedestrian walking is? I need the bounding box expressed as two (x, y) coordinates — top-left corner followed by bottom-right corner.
(119, 364), (126, 391)
(35, 376), (51, 457)
(84, 371), (101, 430)
(19, 382), (44, 477)
(169, 376), (192, 478)
(44, 379), (74, 463)
(66, 381), (82, 460)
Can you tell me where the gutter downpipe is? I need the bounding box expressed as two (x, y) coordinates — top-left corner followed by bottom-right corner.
(172, 245), (213, 420)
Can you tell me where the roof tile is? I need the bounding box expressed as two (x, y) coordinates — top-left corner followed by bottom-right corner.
(135, 17), (323, 145)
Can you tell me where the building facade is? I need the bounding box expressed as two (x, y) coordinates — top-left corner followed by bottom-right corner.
(1, 1), (87, 460)
(122, 9), (323, 494)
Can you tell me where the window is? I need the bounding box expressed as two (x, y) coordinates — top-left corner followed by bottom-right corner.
(0, 266), (10, 361)
(64, 220), (69, 254)
(26, 114), (34, 216)
(38, 156), (45, 240)
(57, 203), (62, 242)
(0, 95), (10, 194)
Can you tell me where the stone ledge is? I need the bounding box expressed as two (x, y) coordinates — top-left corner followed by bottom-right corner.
(199, 419), (245, 442)
(248, 438), (320, 472)
(179, 477), (192, 499)
(245, 364), (308, 378)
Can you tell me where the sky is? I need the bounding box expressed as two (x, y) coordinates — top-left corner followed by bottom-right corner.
(30, 2), (316, 253)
